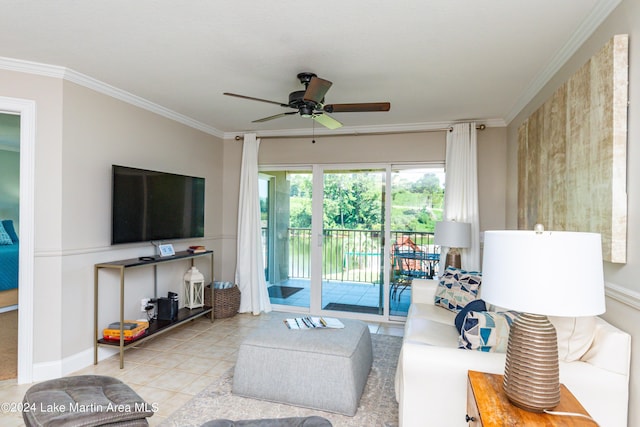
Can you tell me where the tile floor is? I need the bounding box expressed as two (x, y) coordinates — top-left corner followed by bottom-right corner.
(0, 312), (405, 426)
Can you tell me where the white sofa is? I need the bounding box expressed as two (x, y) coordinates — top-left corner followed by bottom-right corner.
(394, 279), (631, 427)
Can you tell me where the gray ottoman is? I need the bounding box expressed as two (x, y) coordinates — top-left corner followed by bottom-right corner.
(232, 318), (373, 416)
(201, 416), (332, 426)
(22, 375), (154, 426)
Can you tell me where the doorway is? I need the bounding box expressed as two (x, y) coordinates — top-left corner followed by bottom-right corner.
(0, 96), (36, 384)
(0, 112), (20, 380)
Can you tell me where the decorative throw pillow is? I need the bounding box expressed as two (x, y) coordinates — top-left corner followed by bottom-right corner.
(434, 266), (482, 312)
(0, 222), (13, 245)
(459, 311), (519, 352)
(455, 299), (487, 333)
(1, 220), (18, 243)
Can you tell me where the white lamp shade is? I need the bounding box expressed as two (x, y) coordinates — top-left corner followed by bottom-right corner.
(434, 221), (471, 248)
(481, 229), (605, 317)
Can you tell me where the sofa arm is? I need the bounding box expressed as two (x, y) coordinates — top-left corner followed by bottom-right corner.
(581, 317), (631, 377)
(410, 279), (438, 305)
(395, 342), (505, 427)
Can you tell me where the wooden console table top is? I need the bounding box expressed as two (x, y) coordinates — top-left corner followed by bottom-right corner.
(467, 370), (596, 426)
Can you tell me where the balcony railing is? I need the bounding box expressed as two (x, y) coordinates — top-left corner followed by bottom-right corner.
(285, 228), (437, 283)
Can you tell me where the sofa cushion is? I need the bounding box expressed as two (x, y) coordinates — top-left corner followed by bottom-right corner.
(549, 316), (596, 362)
(404, 316), (460, 348)
(458, 311), (518, 352)
(434, 266), (482, 312)
(408, 302), (457, 325)
(455, 299), (487, 333)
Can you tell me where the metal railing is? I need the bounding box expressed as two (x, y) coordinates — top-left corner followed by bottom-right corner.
(285, 228), (436, 283)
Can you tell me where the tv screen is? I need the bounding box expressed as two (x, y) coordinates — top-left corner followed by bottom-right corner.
(111, 165), (205, 245)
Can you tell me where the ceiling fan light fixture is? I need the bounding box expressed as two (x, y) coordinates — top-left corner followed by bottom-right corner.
(299, 105), (314, 118)
(223, 72), (391, 130)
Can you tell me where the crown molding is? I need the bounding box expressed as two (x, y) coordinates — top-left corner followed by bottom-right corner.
(0, 56), (506, 140)
(0, 56), (225, 139)
(504, 0), (622, 125)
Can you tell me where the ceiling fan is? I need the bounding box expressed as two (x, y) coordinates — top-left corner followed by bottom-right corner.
(224, 72), (390, 129)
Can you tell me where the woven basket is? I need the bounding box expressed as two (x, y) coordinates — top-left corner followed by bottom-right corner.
(205, 284), (240, 319)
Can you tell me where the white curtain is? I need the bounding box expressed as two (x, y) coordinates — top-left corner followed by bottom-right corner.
(444, 123), (481, 271)
(235, 133), (272, 314)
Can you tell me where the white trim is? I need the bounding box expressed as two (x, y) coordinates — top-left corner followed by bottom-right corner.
(0, 96), (36, 384)
(605, 281), (640, 311)
(0, 56), (508, 139)
(0, 56), (224, 139)
(504, 0), (622, 124)
(31, 345), (117, 383)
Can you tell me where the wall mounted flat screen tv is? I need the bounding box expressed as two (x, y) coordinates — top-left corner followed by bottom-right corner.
(111, 165), (205, 245)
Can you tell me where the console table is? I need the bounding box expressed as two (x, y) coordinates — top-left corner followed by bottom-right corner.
(93, 250), (214, 368)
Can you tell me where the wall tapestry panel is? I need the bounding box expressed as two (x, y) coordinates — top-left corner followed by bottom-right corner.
(518, 34), (628, 263)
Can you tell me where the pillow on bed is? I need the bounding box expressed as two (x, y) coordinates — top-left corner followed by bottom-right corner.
(1, 220), (18, 243)
(0, 222), (12, 245)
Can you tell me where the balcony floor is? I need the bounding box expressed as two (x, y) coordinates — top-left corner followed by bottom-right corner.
(267, 278), (411, 317)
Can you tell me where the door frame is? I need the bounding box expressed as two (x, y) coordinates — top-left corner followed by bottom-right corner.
(0, 96), (36, 384)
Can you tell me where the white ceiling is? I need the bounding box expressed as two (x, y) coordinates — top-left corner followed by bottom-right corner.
(0, 0), (621, 139)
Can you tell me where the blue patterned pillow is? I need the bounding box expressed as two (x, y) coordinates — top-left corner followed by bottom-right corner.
(0, 222), (13, 245)
(434, 266), (482, 312)
(455, 299), (487, 332)
(458, 311), (519, 352)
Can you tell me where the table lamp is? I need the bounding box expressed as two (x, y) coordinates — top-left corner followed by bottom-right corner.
(481, 225), (605, 412)
(434, 220), (471, 269)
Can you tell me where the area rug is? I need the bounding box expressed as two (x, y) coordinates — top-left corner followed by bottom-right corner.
(268, 286), (304, 299)
(161, 333), (402, 427)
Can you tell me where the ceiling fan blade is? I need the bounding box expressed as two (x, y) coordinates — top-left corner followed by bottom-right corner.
(224, 92), (289, 107)
(303, 77), (332, 104)
(323, 102), (391, 113)
(312, 113), (343, 130)
(252, 111), (297, 123)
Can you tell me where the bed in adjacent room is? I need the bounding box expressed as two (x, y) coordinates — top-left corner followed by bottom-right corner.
(0, 219), (19, 309)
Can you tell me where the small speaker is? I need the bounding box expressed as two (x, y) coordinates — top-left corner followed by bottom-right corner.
(157, 293), (178, 321)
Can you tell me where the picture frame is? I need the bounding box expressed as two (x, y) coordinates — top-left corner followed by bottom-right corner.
(158, 243), (175, 257)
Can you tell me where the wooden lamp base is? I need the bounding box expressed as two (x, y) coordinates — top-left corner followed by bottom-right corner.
(444, 248), (462, 269)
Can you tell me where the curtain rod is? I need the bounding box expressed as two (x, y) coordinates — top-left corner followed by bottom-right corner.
(232, 124), (486, 140)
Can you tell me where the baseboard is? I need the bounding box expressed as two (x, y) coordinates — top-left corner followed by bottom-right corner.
(32, 346), (118, 382)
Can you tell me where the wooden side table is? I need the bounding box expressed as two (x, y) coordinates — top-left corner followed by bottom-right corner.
(466, 370), (597, 426)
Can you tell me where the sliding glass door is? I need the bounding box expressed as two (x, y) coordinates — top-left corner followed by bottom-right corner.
(260, 164), (444, 320)
(389, 167), (445, 316)
(320, 168), (386, 315)
(260, 169), (312, 309)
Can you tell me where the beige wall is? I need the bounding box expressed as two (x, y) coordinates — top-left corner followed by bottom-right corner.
(0, 69), (223, 376)
(507, 1), (640, 424)
(0, 69), (65, 369)
(59, 81), (224, 366)
(219, 128), (508, 281)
